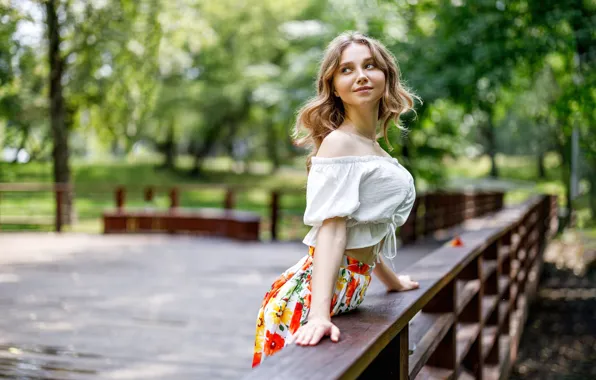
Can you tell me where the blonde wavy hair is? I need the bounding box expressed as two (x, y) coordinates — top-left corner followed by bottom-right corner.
(292, 31), (421, 172)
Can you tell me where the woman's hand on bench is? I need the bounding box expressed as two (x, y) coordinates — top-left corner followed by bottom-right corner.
(287, 316), (340, 346)
(387, 274), (420, 292)
(373, 259), (420, 292)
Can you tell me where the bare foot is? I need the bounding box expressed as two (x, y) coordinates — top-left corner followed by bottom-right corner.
(389, 275), (419, 292)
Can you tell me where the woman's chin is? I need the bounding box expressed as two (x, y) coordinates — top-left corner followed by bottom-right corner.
(345, 97), (381, 107)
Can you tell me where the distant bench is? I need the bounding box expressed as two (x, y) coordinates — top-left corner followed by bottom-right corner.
(103, 207), (260, 240)
(245, 194), (558, 380)
(102, 187), (260, 240)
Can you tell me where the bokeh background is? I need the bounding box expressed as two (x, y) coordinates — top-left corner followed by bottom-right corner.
(1, 0), (594, 234)
(0, 0), (594, 377)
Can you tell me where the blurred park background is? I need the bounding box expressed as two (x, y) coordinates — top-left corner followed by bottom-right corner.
(0, 0), (594, 378)
(0, 0), (594, 236)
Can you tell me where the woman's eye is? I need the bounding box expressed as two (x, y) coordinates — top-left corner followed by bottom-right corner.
(366, 63), (375, 69)
(341, 67), (351, 74)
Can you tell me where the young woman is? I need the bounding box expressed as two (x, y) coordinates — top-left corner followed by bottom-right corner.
(252, 31), (421, 367)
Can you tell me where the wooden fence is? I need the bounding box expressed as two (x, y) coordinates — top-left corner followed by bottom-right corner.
(245, 194), (558, 379)
(0, 183), (504, 243)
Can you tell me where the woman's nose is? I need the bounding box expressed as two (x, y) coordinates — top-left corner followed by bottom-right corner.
(356, 69), (369, 83)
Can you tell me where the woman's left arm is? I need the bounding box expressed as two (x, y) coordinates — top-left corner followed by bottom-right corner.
(373, 258), (419, 292)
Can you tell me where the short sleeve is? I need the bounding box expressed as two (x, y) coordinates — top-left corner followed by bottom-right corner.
(303, 161), (363, 227)
(392, 177), (416, 227)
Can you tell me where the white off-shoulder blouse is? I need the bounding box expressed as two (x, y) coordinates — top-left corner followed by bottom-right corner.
(302, 155), (416, 263)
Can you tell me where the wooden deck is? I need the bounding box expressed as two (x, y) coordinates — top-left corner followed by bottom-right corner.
(0, 228), (473, 380)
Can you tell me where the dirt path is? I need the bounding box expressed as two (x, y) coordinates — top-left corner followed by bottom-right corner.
(511, 234), (596, 379)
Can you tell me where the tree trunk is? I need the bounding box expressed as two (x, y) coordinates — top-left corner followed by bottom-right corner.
(588, 173), (596, 224)
(537, 151), (546, 179)
(190, 123), (221, 177)
(160, 121), (176, 170)
(12, 125), (29, 164)
(46, 0), (73, 224)
(555, 138), (572, 230)
(266, 120), (280, 174)
(486, 119), (498, 178)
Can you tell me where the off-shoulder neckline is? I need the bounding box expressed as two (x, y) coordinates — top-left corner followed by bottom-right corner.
(311, 155), (399, 165)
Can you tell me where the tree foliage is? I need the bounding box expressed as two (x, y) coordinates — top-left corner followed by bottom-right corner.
(0, 0), (593, 214)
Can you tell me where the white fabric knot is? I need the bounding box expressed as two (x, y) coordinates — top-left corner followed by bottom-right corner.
(373, 215), (403, 270)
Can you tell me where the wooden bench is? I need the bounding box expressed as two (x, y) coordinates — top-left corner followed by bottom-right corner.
(244, 194), (557, 379)
(102, 187), (261, 241)
(103, 207), (260, 240)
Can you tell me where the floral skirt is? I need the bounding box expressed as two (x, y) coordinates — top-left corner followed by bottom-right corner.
(252, 246), (374, 367)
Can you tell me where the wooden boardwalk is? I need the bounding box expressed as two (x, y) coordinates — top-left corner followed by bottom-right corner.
(0, 232), (452, 380)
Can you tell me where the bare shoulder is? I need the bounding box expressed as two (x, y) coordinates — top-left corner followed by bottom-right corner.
(316, 130), (357, 158)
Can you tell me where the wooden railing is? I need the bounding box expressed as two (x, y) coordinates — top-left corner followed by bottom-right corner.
(109, 187), (503, 241)
(398, 191), (504, 245)
(0, 183), (504, 243)
(245, 194), (558, 380)
(0, 183), (71, 232)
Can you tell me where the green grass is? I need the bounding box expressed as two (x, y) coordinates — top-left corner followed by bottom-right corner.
(1, 153), (593, 237)
(444, 152), (563, 181)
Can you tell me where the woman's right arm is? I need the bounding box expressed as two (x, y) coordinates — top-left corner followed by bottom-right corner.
(289, 131), (354, 346)
(289, 216), (346, 346)
(308, 217), (347, 319)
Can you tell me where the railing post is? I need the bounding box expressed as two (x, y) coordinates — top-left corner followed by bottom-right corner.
(358, 327), (409, 379)
(55, 186), (63, 232)
(270, 191), (279, 241)
(224, 188), (235, 210)
(169, 187), (179, 209)
(116, 186), (125, 212)
(423, 194), (434, 236)
(144, 186), (154, 203)
(423, 281), (456, 371)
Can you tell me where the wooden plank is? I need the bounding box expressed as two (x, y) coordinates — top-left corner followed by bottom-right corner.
(414, 365), (454, 380)
(518, 225), (527, 239)
(408, 312), (455, 379)
(511, 233), (520, 252)
(510, 283), (519, 307)
(483, 335), (512, 380)
(482, 260), (498, 280)
(498, 276), (509, 298)
(0, 217), (55, 226)
(497, 245), (510, 264)
(517, 249), (527, 262)
(517, 269), (526, 284)
(498, 301), (509, 331)
(481, 326), (498, 360)
(455, 323), (480, 364)
(457, 368), (475, 380)
(529, 230), (539, 245)
(510, 260), (520, 279)
(455, 280), (480, 314)
(0, 183), (71, 191)
(481, 295), (498, 323)
(358, 327), (408, 379)
(529, 246), (539, 262)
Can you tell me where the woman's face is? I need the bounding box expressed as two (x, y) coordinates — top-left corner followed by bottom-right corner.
(332, 43), (386, 107)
